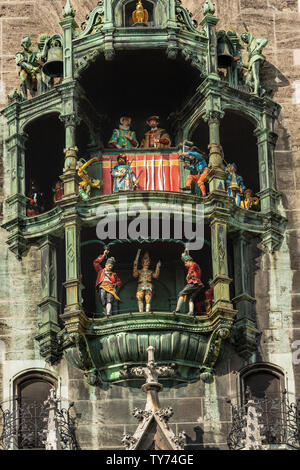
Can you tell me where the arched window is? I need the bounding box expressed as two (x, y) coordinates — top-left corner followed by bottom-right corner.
(14, 371), (57, 449)
(240, 363), (284, 402)
(239, 363), (288, 445)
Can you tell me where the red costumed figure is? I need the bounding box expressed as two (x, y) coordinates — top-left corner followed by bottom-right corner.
(93, 249), (122, 317)
(140, 116), (171, 148)
(173, 251), (204, 316)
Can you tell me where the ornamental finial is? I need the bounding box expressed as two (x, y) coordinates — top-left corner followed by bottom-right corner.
(202, 0), (216, 16)
(63, 0), (75, 18)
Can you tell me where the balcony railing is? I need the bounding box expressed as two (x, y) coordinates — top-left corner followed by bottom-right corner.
(0, 396), (79, 450)
(227, 390), (300, 450)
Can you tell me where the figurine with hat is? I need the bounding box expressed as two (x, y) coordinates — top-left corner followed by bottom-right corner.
(173, 250), (204, 316)
(225, 162), (246, 207)
(140, 116), (171, 149)
(93, 248), (122, 317)
(111, 154), (138, 192)
(180, 140), (209, 195)
(108, 116), (138, 149)
(133, 249), (161, 313)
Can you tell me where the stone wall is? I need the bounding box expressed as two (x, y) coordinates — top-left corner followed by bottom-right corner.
(0, 0), (299, 450)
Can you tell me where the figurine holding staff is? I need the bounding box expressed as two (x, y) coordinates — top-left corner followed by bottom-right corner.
(94, 249), (122, 317)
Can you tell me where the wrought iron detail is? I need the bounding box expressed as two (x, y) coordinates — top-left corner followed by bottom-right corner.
(0, 397), (79, 450)
(227, 389), (300, 450)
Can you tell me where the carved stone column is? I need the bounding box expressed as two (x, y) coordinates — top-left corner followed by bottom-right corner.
(232, 232), (260, 359)
(204, 110), (226, 193)
(60, 0), (78, 82)
(2, 103), (28, 258)
(210, 215), (235, 317)
(63, 218), (82, 317)
(255, 126), (279, 211)
(35, 236), (61, 363)
(200, 3), (219, 78)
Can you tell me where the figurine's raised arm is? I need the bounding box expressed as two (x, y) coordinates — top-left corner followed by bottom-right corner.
(152, 260), (161, 279)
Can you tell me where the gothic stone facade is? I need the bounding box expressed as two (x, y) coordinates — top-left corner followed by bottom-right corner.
(0, 0), (299, 450)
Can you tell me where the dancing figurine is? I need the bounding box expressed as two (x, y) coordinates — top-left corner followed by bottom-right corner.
(93, 249), (122, 317)
(173, 251), (204, 316)
(133, 250), (161, 313)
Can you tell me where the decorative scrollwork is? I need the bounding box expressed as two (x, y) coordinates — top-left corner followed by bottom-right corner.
(79, 1), (104, 37)
(175, 0), (199, 34)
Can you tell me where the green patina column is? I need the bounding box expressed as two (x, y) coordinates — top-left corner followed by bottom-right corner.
(2, 100), (28, 258)
(255, 124), (278, 213)
(35, 236), (61, 363)
(232, 232), (260, 359)
(204, 109), (226, 193)
(60, 0), (78, 82)
(200, 1), (219, 78)
(210, 215), (234, 316)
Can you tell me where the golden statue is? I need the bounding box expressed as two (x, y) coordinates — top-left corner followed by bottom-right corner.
(132, 0), (149, 24)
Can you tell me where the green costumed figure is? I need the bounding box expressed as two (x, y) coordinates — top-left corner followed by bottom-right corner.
(108, 117), (139, 149)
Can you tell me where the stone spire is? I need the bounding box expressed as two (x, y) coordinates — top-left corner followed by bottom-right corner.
(63, 0), (76, 18)
(44, 388), (62, 450)
(241, 399), (265, 450)
(121, 346), (186, 450)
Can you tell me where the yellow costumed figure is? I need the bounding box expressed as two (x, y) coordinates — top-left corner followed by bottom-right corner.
(76, 156), (102, 200)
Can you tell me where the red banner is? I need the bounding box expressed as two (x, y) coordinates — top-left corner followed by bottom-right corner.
(102, 153), (180, 194)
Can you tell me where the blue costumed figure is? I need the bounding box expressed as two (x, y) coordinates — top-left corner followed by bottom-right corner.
(111, 154), (138, 192)
(180, 145), (209, 195)
(225, 163), (246, 206)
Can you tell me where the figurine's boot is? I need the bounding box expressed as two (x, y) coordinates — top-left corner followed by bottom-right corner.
(145, 303), (151, 313)
(188, 301), (194, 316)
(138, 301), (144, 313)
(106, 303), (112, 316)
(173, 296), (184, 314)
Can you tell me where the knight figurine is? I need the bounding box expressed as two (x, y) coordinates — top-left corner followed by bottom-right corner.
(108, 117), (139, 150)
(93, 249), (122, 317)
(173, 251), (204, 316)
(133, 250), (161, 313)
(16, 35), (41, 100)
(240, 32), (268, 96)
(225, 163), (246, 207)
(140, 116), (171, 149)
